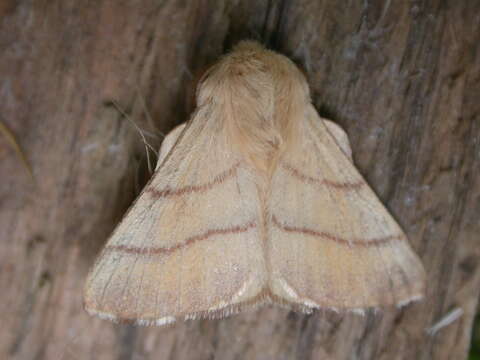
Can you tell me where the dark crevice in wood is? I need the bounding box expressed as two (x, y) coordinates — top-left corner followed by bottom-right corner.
(294, 313), (318, 360)
(118, 325), (138, 360)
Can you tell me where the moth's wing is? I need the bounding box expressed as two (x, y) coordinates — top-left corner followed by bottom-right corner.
(322, 119), (353, 160)
(268, 105), (426, 310)
(84, 109), (266, 325)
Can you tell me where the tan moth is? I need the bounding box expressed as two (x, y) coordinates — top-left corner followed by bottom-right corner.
(84, 41), (426, 326)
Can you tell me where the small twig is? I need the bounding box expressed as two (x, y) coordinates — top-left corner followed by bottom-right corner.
(0, 120), (34, 180)
(134, 82), (165, 139)
(110, 100), (158, 174)
(426, 307), (464, 336)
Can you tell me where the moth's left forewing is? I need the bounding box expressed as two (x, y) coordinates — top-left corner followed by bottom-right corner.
(267, 106), (426, 310)
(84, 110), (267, 325)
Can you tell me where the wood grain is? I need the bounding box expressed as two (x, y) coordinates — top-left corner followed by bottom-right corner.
(0, 1), (478, 359)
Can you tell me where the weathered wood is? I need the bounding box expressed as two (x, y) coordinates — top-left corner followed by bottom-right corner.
(0, 1), (479, 359)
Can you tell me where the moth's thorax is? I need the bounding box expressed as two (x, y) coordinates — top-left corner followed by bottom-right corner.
(197, 41), (311, 175)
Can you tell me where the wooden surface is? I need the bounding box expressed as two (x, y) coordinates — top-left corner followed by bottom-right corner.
(1, 1), (479, 359)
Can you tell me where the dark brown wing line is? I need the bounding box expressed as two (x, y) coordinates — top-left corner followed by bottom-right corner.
(107, 221), (256, 256)
(272, 216), (402, 247)
(148, 162), (240, 198)
(282, 162), (363, 190)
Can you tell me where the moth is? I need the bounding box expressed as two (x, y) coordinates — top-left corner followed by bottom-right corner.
(84, 41), (426, 326)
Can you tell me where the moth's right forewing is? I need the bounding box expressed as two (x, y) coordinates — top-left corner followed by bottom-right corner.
(267, 107), (426, 310)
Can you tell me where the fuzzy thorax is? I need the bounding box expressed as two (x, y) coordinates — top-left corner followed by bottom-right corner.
(196, 41), (311, 175)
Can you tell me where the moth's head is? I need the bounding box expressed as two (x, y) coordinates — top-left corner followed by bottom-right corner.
(196, 40), (310, 107)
